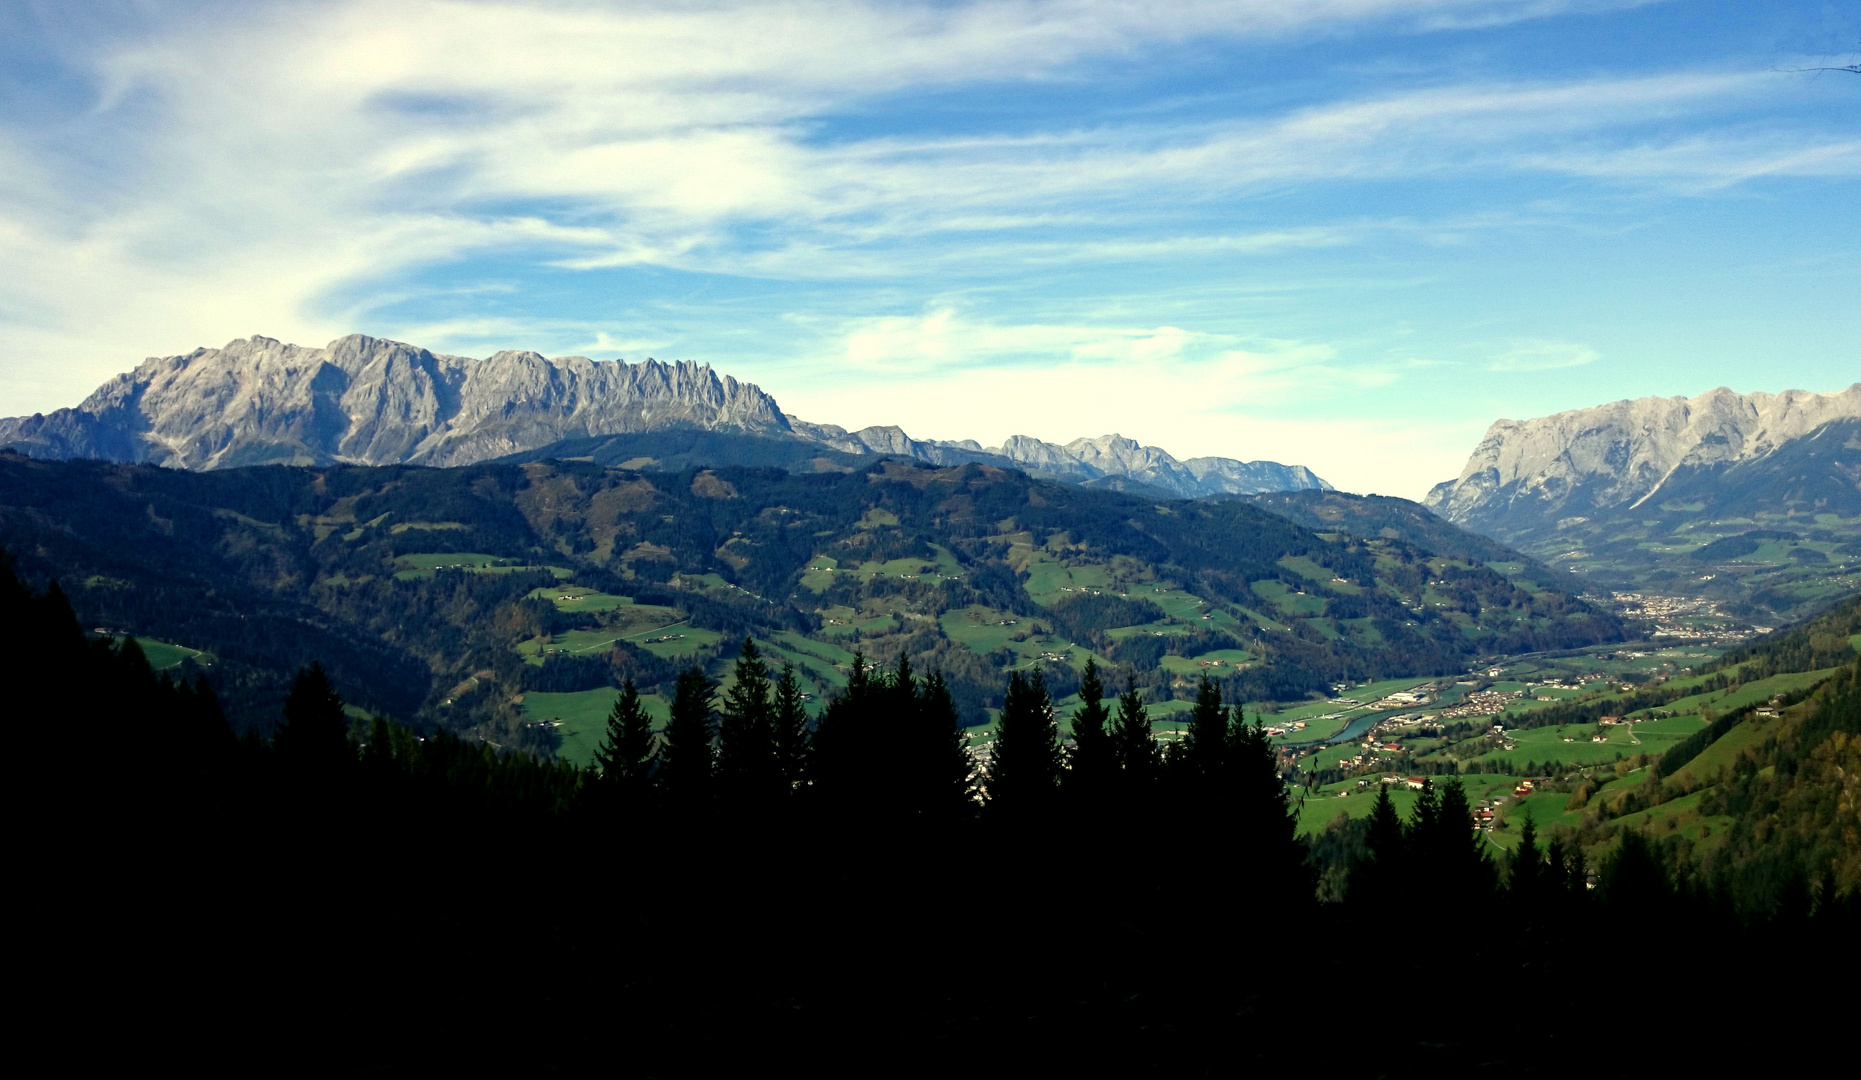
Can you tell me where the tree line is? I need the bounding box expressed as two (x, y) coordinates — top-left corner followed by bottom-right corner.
(7, 556), (1854, 1073)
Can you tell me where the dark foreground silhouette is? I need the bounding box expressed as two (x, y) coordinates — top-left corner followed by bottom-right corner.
(8, 558), (1854, 1075)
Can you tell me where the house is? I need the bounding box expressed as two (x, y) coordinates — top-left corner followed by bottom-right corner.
(1598, 715), (1623, 726)
(1405, 776), (1426, 790)
(1382, 742), (1401, 752)
(1381, 775), (1399, 784)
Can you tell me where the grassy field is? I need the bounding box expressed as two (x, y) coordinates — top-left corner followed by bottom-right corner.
(1251, 579), (1326, 617)
(624, 622), (723, 659)
(1664, 711), (1792, 788)
(394, 553), (573, 581)
(1297, 783), (1420, 835)
(111, 635), (207, 670)
(1638, 668), (1841, 720)
(940, 605), (1050, 653)
(527, 585), (635, 613)
(1469, 715), (1706, 769)
(520, 688), (671, 768)
(1159, 648), (1254, 676)
(1018, 553), (1116, 603)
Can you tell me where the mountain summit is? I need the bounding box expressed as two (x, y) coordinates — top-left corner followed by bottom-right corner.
(1425, 384), (1861, 538)
(0, 334), (791, 469)
(0, 334), (1331, 496)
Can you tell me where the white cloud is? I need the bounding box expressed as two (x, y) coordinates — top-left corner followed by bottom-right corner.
(1488, 340), (1600, 371)
(776, 334), (1484, 497)
(0, 0), (1847, 417)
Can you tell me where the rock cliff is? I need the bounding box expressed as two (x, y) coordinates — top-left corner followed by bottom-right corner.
(0, 335), (793, 469)
(0, 333), (1332, 496)
(1424, 385), (1861, 538)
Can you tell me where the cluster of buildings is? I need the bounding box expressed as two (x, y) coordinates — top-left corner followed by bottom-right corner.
(1607, 591), (1766, 642)
(1438, 689), (1524, 719)
(1472, 779), (1538, 831)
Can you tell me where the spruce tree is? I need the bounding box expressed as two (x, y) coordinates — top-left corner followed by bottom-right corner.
(1348, 781), (1406, 907)
(1508, 814), (1544, 905)
(770, 662), (811, 794)
(717, 637), (778, 808)
(809, 648), (871, 811)
(1184, 673), (1228, 784)
(595, 677), (658, 793)
(1109, 678), (1156, 794)
(1430, 778), (1494, 901)
(1224, 698), (1307, 903)
(1067, 658), (1113, 804)
(914, 668), (976, 822)
(988, 668), (1062, 819)
(658, 666), (717, 813)
(274, 663), (353, 772)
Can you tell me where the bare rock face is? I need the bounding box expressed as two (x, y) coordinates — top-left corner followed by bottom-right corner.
(0, 333), (1334, 496)
(0, 334), (793, 469)
(1424, 384), (1861, 537)
(986, 432), (1332, 497)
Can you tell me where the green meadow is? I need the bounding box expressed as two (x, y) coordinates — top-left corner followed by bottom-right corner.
(394, 553), (573, 580)
(521, 688), (671, 769)
(527, 585), (635, 613)
(112, 635), (208, 670)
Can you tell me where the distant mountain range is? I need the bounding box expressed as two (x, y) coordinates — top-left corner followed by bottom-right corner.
(0, 334), (1330, 499)
(1426, 385), (1861, 539)
(1424, 385), (1861, 623)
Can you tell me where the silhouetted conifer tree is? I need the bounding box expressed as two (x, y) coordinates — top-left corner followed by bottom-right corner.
(1184, 673), (1228, 785)
(718, 638), (779, 809)
(911, 668), (976, 822)
(1109, 678), (1156, 798)
(659, 666), (717, 814)
(1348, 781), (1405, 907)
(1067, 658), (1113, 805)
(809, 649), (871, 812)
(273, 663), (353, 772)
(988, 668), (1062, 818)
(1508, 815), (1544, 905)
(771, 663), (810, 794)
(595, 677), (658, 798)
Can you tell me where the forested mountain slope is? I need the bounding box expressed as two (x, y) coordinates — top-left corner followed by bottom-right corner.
(1246, 489), (1562, 589)
(0, 452), (1623, 745)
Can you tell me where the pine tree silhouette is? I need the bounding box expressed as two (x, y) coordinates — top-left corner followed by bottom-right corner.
(1067, 658), (1113, 808)
(595, 677), (658, 800)
(274, 663), (353, 772)
(659, 666), (717, 816)
(718, 637), (779, 810)
(1109, 677), (1156, 799)
(1184, 673), (1228, 787)
(770, 662), (811, 795)
(988, 668), (1062, 819)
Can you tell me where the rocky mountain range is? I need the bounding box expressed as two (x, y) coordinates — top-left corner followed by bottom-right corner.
(789, 420), (1330, 498)
(0, 334), (1330, 497)
(1426, 385), (1861, 540)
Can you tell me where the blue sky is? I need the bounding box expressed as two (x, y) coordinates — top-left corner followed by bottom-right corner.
(1, 0), (1856, 496)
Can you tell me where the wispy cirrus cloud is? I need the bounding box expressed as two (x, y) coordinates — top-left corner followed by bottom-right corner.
(1, 0), (1853, 501)
(1489, 340), (1600, 371)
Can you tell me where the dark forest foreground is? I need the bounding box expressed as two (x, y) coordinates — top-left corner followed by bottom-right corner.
(8, 560), (1854, 1076)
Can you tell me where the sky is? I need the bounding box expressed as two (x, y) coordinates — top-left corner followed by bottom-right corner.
(1, 0), (1856, 498)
